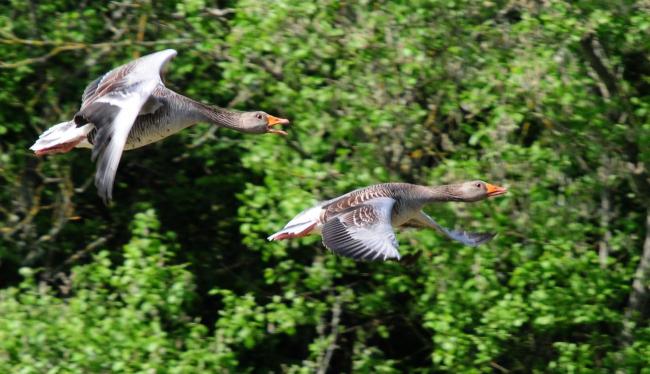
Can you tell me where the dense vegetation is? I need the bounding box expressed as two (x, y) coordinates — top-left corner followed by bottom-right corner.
(1, 0), (649, 372)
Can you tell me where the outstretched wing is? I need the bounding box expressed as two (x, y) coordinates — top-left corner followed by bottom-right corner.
(320, 183), (401, 221)
(406, 211), (495, 246)
(321, 197), (400, 261)
(81, 75), (102, 104)
(75, 49), (177, 203)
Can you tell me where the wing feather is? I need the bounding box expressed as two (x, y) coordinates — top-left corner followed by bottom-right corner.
(408, 211), (495, 246)
(75, 49), (177, 203)
(81, 75), (103, 104)
(321, 197), (400, 261)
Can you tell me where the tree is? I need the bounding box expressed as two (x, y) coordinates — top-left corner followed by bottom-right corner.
(0, 0), (649, 372)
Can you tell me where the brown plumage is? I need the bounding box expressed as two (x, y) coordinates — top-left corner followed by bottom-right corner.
(30, 49), (290, 203)
(268, 181), (508, 261)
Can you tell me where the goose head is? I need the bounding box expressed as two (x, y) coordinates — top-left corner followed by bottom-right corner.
(452, 180), (508, 202)
(239, 111), (290, 135)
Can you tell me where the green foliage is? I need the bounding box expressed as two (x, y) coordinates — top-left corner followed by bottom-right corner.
(1, 0), (649, 372)
(0, 209), (237, 372)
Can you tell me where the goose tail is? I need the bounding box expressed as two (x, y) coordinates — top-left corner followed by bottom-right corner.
(30, 121), (93, 156)
(268, 205), (322, 241)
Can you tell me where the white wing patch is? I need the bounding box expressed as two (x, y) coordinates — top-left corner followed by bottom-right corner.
(77, 49), (177, 203)
(91, 90), (154, 203)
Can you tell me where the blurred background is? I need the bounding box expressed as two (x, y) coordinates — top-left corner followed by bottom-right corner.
(1, 0), (649, 372)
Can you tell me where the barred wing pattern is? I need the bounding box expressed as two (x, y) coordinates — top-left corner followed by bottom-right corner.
(321, 197), (401, 261)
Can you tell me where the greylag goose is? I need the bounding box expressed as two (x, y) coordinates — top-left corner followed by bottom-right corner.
(268, 181), (507, 261)
(30, 49), (290, 203)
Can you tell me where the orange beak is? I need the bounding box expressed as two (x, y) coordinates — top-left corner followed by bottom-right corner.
(267, 115), (290, 135)
(486, 183), (508, 197)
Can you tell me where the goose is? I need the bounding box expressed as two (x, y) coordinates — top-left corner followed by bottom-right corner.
(268, 181), (507, 261)
(29, 49), (290, 203)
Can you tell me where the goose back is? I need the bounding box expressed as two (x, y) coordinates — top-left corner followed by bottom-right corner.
(84, 86), (207, 150)
(320, 183), (428, 226)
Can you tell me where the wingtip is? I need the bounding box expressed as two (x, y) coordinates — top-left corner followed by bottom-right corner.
(381, 252), (401, 262)
(98, 191), (112, 206)
(152, 49), (177, 57)
(158, 49), (178, 61)
(479, 232), (497, 245)
(95, 177), (113, 206)
(469, 232), (496, 246)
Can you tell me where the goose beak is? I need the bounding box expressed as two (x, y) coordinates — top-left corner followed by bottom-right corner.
(267, 115), (290, 136)
(486, 183), (507, 198)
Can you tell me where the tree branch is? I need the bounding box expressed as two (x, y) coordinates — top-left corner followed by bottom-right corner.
(0, 37), (195, 69)
(599, 188), (612, 268)
(622, 207), (650, 344)
(579, 33), (619, 98)
(598, 156), (613, 268)
(317, 297), (342, 374)
(42, 235), (110, 283)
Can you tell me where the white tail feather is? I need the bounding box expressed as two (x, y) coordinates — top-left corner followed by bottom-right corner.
(268, 205), (322, 241)
(30, 121), (93, 153)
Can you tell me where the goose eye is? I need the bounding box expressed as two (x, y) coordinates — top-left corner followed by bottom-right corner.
(476, 183), (482, 189)
(256, 113), (263, 120)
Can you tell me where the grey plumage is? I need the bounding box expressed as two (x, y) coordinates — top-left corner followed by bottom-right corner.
(321, 197), (400, 261)
(30, 49), (290, 203)
(269, 181), (507, 262)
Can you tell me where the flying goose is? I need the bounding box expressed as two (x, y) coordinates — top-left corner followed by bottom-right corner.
(30, 49), (290, 203)
(268, 181), (508, 261)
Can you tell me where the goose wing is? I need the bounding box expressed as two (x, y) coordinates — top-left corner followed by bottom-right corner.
(75, 49), (177, 203)
(321, 184), (398, 221)
(321, 197), (400, 261)
(406, 211), (495, 246)
(81, 75), (102, 104)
